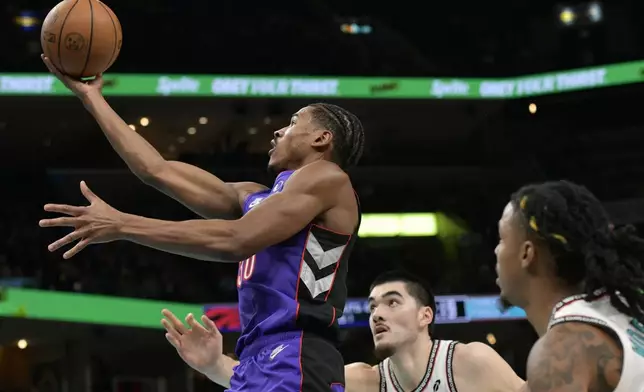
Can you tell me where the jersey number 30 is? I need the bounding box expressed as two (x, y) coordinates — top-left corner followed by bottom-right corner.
(237, 255), (256, 288)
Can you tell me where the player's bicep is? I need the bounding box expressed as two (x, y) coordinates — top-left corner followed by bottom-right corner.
(525, 323), (622, 392)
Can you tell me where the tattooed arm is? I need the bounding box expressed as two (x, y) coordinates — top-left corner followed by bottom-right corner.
(525, 322), (623, 392)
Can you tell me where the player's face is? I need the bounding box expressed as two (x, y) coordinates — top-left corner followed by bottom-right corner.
(368, 282), (433, 359)
(494, 202), (535, 309)
(267, 106), (326, 171)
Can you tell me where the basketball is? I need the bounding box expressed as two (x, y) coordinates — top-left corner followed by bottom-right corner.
(41, 0), (122, 78)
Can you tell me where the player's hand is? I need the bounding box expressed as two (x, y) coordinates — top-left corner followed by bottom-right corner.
(41, 54), (104, 98)
(161, 310), (224, 375)
(39, 181), (125, 259)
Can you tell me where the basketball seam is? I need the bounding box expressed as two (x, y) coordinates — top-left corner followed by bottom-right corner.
(79, 0), (94, 77)
(56, 0), (81, 75)
(97, 1), (118, 71)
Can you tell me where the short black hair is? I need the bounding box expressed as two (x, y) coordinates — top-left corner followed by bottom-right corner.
(370, 270), (437, 334)
(511, 180), (644, 324)
(309, 103), (364, 168)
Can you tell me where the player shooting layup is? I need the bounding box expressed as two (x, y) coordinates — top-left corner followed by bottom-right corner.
(40, 56), (365, 391)
(162, 271), (525, 392)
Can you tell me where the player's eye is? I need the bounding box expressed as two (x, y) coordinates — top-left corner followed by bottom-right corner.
(388, 299), (398, 307)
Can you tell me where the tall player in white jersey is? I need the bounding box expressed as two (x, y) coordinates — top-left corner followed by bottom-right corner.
(495, 180), (644, 392)
(161, 270), (524, 392)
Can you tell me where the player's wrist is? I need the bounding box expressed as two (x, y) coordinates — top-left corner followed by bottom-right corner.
(203, 355), (236, 387)
(79, 89), (104, 106)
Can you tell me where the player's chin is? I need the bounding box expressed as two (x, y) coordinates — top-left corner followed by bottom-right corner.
(498, 292), (517, 311)
(373, 341), (395, 360)
(267, 158), (280, 172)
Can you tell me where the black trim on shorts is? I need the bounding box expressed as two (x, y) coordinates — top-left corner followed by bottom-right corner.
(300, 332), (345, 392)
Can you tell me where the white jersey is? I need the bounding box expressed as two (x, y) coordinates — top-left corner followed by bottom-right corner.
(548, 293), (644, 392)
(378, 339), (458, 392)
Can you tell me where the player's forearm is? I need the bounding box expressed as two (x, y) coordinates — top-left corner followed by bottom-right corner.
(118, 213), (244, 262)
(203, 356), (238, 388)
(81, 91), (167, 179)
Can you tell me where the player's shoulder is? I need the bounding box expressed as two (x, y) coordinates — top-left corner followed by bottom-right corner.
(290, 160), (350, 190)
(535, 321), (621, 356)
(451, 341), (525, 391)
(451, 341), (510, 375)
(452, 341), (494, 361)
(346, 361), (378, 372)
(345, 362), (380, 392)
(527, 322), (622, 391)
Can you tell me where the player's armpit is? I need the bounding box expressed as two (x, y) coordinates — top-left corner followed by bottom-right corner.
(146, 160), (267, 219)
(525, 322), (622, 392)
(345, 363), (379, 392)
(452, 342), (525, 392)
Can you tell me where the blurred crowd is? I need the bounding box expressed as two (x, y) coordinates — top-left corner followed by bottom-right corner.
(3, 1), (644, 77)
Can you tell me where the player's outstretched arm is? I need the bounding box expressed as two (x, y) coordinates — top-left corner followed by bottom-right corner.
(452, 342), (525, 392)
(119, 161), (350, 260)
(40, 161), (352, 261)
(523, 323), (622, 392)
(41, 55), (265, 219)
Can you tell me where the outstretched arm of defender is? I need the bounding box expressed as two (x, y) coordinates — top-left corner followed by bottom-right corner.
(42, 55), (264, 219)
(452, 342), (525, 392)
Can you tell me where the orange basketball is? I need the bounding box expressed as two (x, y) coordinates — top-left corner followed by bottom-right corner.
(41, 0), (122, 78)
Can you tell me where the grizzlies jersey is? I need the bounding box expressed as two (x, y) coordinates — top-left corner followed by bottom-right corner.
(378, 340), (459, 392)
(235, 169), (360, 357)
(548, 293), (644, 392)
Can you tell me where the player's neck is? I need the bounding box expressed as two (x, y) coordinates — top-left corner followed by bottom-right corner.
(524, 282), (580, 336)
(389, 334), (433, 391)
(285, 154), (326, 171)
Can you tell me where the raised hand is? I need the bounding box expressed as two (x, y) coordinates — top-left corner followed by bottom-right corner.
(41, 54), (104, 98)
(39, 181), (125, 259)
(161, 310), (224, 375)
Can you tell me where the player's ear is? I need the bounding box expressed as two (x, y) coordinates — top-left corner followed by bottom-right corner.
(419, 305), (434, 328)
(520, 240), (536, 270)
(311, 129), (333, 148)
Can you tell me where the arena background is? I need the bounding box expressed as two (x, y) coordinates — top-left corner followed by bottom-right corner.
(1, 0), (644, 390)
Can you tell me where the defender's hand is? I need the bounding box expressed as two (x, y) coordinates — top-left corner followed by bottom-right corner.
(161, 310), (224, 375)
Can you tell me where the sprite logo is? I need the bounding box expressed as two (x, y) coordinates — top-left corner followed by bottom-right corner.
(430, 79), (470, 98)
(156, 76), (201, 96)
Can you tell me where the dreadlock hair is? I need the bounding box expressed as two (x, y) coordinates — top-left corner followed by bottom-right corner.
(308, 103), (365, 169)
(370, 270), (437, 334)
(511, 180), (644, 324)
